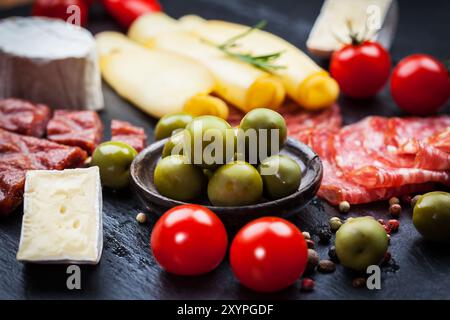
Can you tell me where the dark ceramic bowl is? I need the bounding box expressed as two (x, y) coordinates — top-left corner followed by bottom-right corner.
(131, 137), (323, 226)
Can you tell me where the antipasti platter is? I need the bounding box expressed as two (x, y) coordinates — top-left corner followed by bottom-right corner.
(0, 0), (449, 299)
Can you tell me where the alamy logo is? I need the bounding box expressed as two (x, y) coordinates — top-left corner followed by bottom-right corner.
(66, 265), (81, 290)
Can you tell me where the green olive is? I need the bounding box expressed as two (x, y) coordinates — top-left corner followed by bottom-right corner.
(91, 141), (138, 189)
(258, 154), (301, 199)
(239, 108), (287, 163)
(154, 112), (194, 140)
(207, 161), (263, 206)
(413, 191), (450, 242)
(162, 130), (186, 158)
(154, 155), (206, 201)
(185, 115), (234, 169)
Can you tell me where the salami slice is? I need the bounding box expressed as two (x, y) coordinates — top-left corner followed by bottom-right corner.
(0, 129), (87, 216)
(0, 98), (51, 137)
(47, 110), (103, 154)
(111, 119), (147, 152)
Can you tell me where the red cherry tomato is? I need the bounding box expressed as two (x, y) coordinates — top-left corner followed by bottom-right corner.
(391, 54), (450, 115)
(230, 217), (308, 292)
(32, 0), (88, 27)
(101, 0), (162, 29)
(150, 204), (228, 276)
(330, 41), (391, 98)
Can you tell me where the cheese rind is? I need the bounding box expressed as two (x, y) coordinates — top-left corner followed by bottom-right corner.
(17, 167), (103, 264)
(0, 17), (104, 110)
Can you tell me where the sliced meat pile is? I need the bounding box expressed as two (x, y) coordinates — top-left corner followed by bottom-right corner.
(0, 129), (87, 216)
(306, 115), (450, 205)
(47, 110), (103, 154)
(0, 98), (51, 137)
(111, 120), (147, 152)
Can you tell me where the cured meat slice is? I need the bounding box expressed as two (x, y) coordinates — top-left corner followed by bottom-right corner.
(111, 120), (147, 152)
(307, 128), (440, 204)
(0, 129), (87, 216)
(350, 166), (450, 188)
(0, 98), (51, 137)
(47, 110), (103, 154)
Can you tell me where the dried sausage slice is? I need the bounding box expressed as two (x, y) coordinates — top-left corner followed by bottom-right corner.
(0, 129), (87, 216)
(111, 119), (147, 152)
(0, 98), (51, 137)
(47, 110), (103, 155)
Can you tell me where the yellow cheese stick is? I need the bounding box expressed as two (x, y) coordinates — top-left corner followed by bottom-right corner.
(179, 16), (339, 111)
(128, 13), (285, 113)
(95, 32), (220, 119)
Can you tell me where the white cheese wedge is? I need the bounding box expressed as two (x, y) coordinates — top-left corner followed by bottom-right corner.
(17, 167), (103, 264)
(306, 0), (397, 57)
(0, 17), (104, 110)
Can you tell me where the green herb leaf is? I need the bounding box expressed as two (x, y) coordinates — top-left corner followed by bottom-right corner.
(206, 20), (286, 73)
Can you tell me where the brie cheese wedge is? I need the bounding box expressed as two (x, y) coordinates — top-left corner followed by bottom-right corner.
(307, 0), (397, 57)
(0, 17), (104, 110)
(17, 167), (103, 264)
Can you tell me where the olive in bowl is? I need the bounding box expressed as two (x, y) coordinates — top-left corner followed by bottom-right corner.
(91, 141), (138, 189)
(207, 161), (263, 206)
(258, 154), (302, 200)
(185, 115), (234, 169)
(154, 112), (194, 140)
(239, 108), (287, 162)
(162, 130), (186, 158)
(154, 155), (206, 201)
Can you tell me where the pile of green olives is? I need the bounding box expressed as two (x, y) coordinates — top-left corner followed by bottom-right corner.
(153, 108), (302, 206)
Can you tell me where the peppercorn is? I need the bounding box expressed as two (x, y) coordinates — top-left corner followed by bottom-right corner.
(329, 217), (342, 232)
(339, 201), (350, 213)
(411, 195), (421, 208)
(306, 249), (319, 273)
(302, 231), (311, 240)
(352, 277), (366, 288)
(328, 245), (339, 262)
(387, 219), (399, 232)
(317, 260), (336, 273)
(317, 227), (332, 244)
(301, 278), (315, 291)
(306, 239), (315, 249)
(389, 197), (400, 206)
(377, 219), (385, 225)
(136, 212), (147, 224)
(384, 224), (392, 235)
(389, 203), (401, 217)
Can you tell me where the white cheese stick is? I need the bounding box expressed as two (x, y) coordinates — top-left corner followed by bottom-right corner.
(17, 167), (103, 264)
(129, 13), (286, 113)
(177, 16), (339, 111)
(96, 32), (217, 119)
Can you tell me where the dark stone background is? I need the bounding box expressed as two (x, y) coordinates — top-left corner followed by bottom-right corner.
(0, 0), (449, 299)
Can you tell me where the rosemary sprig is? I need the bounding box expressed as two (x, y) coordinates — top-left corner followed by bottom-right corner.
(206, 20), (286, 73)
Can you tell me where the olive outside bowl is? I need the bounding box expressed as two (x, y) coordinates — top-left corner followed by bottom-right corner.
(130, 137), (323, 227)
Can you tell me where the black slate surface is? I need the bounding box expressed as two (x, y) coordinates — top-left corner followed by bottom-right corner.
(1, 0), (450, 300)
